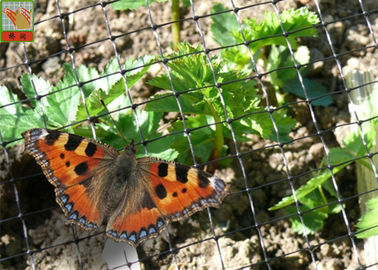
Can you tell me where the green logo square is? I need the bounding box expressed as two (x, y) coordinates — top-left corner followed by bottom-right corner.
(1, 0), (34, 42)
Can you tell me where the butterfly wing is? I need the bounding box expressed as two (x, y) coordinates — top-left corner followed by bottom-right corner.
(106, 158), (230, 246)
(140, 160), (230, 221)
(22, 128), (119, 230)
(105, 185), (167, 246)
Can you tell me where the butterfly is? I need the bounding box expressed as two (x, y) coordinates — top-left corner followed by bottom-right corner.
(22, 128), (230, 247)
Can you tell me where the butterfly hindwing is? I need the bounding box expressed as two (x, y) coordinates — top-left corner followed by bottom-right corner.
(106, 191), (167, 246)
(22, 128), (118, 230)
(140, 160), (230, 221)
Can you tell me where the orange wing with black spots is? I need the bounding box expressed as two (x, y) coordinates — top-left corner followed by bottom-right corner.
(144, 162), (229, 221)
(23, 128), (230, 247)
(22, 128), (118, 230)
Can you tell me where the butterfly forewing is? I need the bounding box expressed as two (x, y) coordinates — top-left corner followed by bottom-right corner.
(22, 128), (118, 230)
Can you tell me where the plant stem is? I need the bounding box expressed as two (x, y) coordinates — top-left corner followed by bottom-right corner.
(208, 101), (224, 164)
(317, 185), (329, 212)
(172, 0), (180, 50)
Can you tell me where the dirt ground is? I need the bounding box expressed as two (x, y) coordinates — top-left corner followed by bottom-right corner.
(0, 0), (377, 269)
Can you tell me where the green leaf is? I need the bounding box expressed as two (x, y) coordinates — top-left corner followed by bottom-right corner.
(240, 109), (296, 143)
(75, 64), (100, 97)
(211, 7), (319, 71)
(269, 164), (347, 210)
(344, 133), (376, 171)
(76, 78), (128, 122)
(93, 56), (153, 95)
(221, 46), (254, 71)
(43, 64), (81, 127)
(21, 74), (52, 107)
(356, 197), (378, 238)
(94, 109), (178, 161)
(143, 136), (179, 161)
(145, 93), (212, 115)
(241, 7), (320, 52)
(2, 57), (153, 147)
(321, 147), (356, 167)
(210, 3), (239, 46)
(0, 86), (44, 144)
(283, 77), (333, 107)
(112, 0), (167, 10)
(94, 58), (122, 93)
(288, 205), (328, 235)
(76, 56), (153, 121)
(342, 95), (378, 158)
(170, 115), (216, 164)
(328, 201), (343, 214)
(267, 45), (310, 89)
(298, 188), (325, 209)
(123, 56), (155, 88)
(322, 179), (338, 198)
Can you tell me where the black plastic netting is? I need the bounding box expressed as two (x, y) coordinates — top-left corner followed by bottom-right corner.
(1, 0), (378, 269)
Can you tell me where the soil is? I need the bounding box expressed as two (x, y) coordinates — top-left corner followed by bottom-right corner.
(0, 0), (377, 269)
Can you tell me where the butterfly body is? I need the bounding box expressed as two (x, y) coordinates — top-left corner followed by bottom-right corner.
(22, 128), (230, 247)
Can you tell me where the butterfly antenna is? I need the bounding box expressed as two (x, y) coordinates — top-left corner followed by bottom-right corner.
(100, 99), (129, 145)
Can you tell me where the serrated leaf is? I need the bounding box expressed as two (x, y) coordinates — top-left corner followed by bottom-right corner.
(242, 7), (320, 52)
(95, 58), (123, 93)
(145, 93), (212, 115)
(356, 197), (378, 238)
(241, 109), (296, 143)
(288, 205), (328, 235)
(269, 164), (347, 210)
(267, 45), (310, 89)
(222, 46), (255, 72)
(210, 3), (238, 46)
(21, 74), (52, 107)
(342, 86), (378, 158)
(147, 42), (296, 163)
(76, 64), (100, 97)
(298, 188), (325, 209)
(94, 109), (178, 160)
(322, 179), (338, 198)
(212, 7), (319, 71)
(43, 64), (81, 126)
(170, 115), (216, 164)
(328, 201), (343, 214)
(76, 56), (153, 121)
(0, 86), (44, 144)
(76, 78), (127, 122)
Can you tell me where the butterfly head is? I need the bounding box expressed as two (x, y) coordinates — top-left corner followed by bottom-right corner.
(124, 139), (137, 154)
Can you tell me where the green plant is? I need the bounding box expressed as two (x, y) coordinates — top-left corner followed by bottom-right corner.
(269, 87), (378, 235)
(210, 4), (332, 107)
(2, 40), (297, 168)
(145, 43), (296, 164)
(2, 6), (309, 170)
(356, 197), (378, 238)
(0, 57), (155, 147)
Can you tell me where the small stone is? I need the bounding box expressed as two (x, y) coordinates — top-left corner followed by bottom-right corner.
(42, 57), (60, 75)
